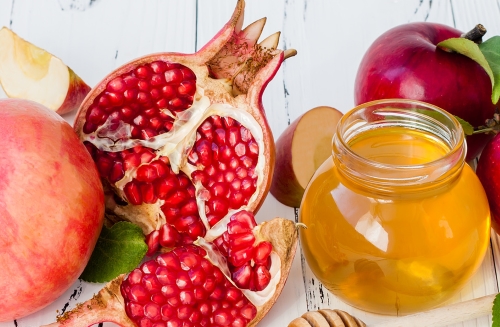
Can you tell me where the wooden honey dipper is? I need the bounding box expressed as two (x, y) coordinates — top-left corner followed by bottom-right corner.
(288, 293), (496, 327)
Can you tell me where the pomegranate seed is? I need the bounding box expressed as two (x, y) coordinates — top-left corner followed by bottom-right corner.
(159, 224), (181, 248)
(150, 61), (168, 73)
(232, 264), (252, 289)
(231, 211), (257, 229)
(164, 69), (183, 84)
(129, 284), (149, 304)
(208, 198), (229, 216)
(155, 176), (178, 199)
(254, 241), (273, 264)
(240, 303), (257, 320)
(107, 91), (124, 107)
(162, 85), (176, 98)
(227, 220), (251, 234)
(164, 190), (188, 206)
(135, 65), (153, 79)
(140, 182), (157, 204)
(124, 182), (142, 205)
(253, 265), (271, 292)
(213, 309), (232, 326)
(96, 155), (113, 177)
(195, 139), (212, 167)
(157, 252), (181, 270)
(136, 165), (159, 182)
(229, 247), (253, 267)
(156, 267), (178, 285)
(228, 232), (255, 250)
(144, 302), (161, 320)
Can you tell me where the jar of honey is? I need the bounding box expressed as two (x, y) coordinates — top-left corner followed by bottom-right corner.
(299, 99), (491, 316)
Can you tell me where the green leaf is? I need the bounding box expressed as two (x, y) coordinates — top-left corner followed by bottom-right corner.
(492, 293), (500, 327)
(479, 36), (500, 104)
(454, 115), (474, 135)
(80, 221), (148, 283)
(438, 37), (495, 86)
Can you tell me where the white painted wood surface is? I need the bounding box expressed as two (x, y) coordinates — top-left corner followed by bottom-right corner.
(1, 0), (500, 326)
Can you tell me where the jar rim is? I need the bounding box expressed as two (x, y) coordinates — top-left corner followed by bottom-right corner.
(333, 99), (466, 190)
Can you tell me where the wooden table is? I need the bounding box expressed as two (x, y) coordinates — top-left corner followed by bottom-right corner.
(1, 0), (499, 326)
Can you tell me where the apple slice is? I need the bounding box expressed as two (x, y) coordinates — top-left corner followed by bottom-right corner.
(270, 106), (343, 207)
(0, 27), (90, 115)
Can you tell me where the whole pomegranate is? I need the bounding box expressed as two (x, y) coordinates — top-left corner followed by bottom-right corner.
(0, 99), (104, 321)
(44, 1), (299, 326)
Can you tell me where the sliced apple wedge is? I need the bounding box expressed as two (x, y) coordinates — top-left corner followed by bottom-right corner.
(271, 106), (343, 207)
(0, 27), (90, 115)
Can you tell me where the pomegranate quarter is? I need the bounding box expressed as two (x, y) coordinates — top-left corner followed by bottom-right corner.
(44, 0), (300, 326)
(0, 99), (104, 321)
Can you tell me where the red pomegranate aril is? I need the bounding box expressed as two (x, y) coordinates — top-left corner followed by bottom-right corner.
(164, 190), (189, 207)
(164, 69), (183, 84)
(144, 302), (161, 320)
(129, 284), (150, 304)
(187, 221), (205, 240)
(178, 81), (195, 96)
(162, 85), (176, 98)
(232, 264), (252, 289)
(196, 139), (213, 167)
(227, 220), (251, 235)
(254, 241), (273, 265)
(155, 177), (178, 199)
(253, 265), (271, 292)
(240, 178), (255, 195)
(176, 271), (192, 290)
(229, 247), (252, 267)
(136, 165), (159, 182)
(126, 302), (144, 319)
(208, 198), (229, 217)
(228, 232), (255, 250)
(107, 92), (125, 107)
(213, 309), (232, 326)
(136, 66), (153, 79)
(231, 211), (257, 229)
(140, 182), (157, 204)
(159, 224), (181, 248)
(124, 182), (142, 205)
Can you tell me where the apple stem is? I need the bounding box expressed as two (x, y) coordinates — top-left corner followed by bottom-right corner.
(461, 24), (487, 44)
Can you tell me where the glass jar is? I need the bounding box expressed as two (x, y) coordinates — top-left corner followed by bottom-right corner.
(299, 99), (491, 316)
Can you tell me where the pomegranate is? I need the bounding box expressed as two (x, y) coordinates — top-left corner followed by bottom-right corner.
(44, 0), (299, 326)
(43, 214), (299, 327)
(0, 98), (104, 321)
(73, 0), (295, 254)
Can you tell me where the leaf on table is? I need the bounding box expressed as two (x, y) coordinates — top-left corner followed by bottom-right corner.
(479, 36), (500, 105)
(493, 293), (500, 327)
(80, 221), (148, 283)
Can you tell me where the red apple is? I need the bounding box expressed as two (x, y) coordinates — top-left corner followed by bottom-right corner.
(476, 133), (500, 233)
(0, 99), (104, 321)
(354, 22), (496, 160)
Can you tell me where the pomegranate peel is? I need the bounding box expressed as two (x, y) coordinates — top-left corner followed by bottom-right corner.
(43, 217), (299, 327)
(0, 27), (90, 115)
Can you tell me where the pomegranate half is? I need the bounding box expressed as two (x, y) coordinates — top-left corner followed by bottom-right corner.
(0, 98), (104, 321)
(59, 0), (299, 325)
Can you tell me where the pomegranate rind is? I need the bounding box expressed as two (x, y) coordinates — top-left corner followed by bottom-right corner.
(249, 217), (299, 326)
(41, 275), (136, 327)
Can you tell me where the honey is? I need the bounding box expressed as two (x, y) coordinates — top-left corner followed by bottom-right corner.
(299, 100), (491, 316)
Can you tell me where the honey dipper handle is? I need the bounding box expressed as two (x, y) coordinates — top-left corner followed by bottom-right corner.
(370, 294), (496, 327)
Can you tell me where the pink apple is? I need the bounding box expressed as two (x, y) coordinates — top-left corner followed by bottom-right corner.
(355, 22), (496, 160)
(0, 99), (104, 321)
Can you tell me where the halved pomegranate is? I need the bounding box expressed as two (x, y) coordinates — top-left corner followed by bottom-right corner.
(51, 0), (298, 326)
(73, 0), (295, 254)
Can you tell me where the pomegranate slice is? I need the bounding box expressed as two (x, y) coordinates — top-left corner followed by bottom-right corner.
(42, 216), (299, 327)
(73, 0), (296, 256)
(56, 1), (299, 326)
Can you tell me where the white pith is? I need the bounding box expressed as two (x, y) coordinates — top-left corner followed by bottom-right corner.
(0, 27), (68, 111)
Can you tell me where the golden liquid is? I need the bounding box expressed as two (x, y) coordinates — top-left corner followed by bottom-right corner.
(300, 127), (491, 315)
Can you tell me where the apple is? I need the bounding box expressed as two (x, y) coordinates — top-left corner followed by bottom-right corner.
(0, 99), (104, 321)
(0, 27), (90, 115)
(270, 106), (343, 207)
(476, 133), (500, 233)
(354, 22), (496, 160)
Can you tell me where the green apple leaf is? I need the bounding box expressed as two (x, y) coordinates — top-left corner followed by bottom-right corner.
(479, 36), (500, 105)
(492, 293), (500, 327)
(437, 37), (500, 105)
(80, 221), (148, 283)
(454, 115), (474, 135)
